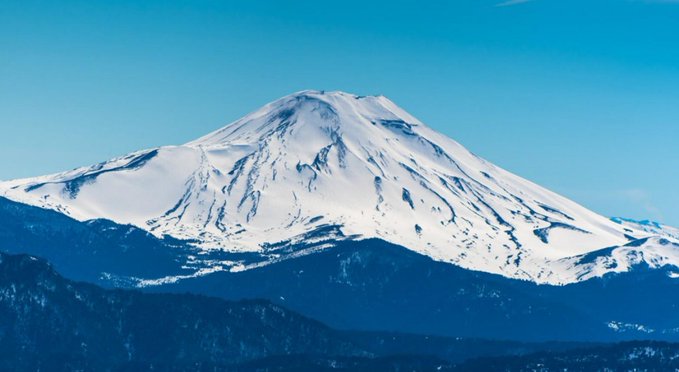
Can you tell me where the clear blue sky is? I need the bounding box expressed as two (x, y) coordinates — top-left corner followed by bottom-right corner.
(1, 0), (678, 225)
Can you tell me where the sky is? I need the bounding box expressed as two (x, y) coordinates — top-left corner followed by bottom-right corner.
(1, 0), (678, 225)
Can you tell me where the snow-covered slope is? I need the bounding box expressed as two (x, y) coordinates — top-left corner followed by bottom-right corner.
(611, 217), (679, 241)
(1, 90), (676, 284)
(552, 236), (679, 282)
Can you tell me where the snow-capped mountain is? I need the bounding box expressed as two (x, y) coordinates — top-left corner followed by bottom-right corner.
(1, 90), (676, 284)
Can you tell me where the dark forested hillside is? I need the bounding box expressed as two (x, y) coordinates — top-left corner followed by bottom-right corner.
(0, 251), (363, 370)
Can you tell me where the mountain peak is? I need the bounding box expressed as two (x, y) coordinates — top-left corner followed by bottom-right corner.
(271, 89), (388, 104)
(187, 90), (422, 147)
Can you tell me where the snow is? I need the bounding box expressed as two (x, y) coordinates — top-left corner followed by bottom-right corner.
(551, 237), (679, 282)
(607, 321), (655, 334)
(612, 217), (679, 241)
(1, 90), (677, 284)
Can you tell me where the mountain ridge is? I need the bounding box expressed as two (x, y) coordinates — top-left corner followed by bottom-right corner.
(6, 247), (676, 371)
